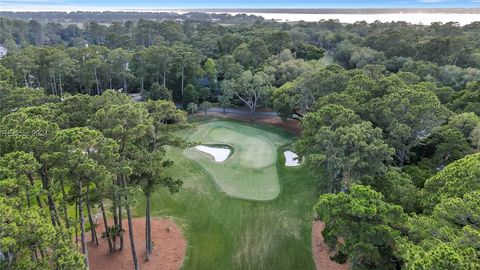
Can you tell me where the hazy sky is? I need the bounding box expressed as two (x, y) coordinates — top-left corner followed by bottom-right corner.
(1, 0), (479, 11)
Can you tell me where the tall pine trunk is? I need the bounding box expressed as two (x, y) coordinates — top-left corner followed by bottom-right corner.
(145, 192), (152, 261)
(147, 195), (152, 255)
(99, 199), (113, 253)
(58, 74), (63, 97)
(117, 176), (124, 250)
(395, 149), (407, 167)
(145, 193), (149, 261)
(140, 75), (144, 98)
(79, 180), (89, 269)
(24, 73), (29, 87)
(94, 67), (100, 95)
(60, 177), (70, 228)
(86, 185), (98, 245)
(28, 174), (43, 208)
(112, 193), (118, 250)
(122, 175), (140, 270)
(77, 73), (83, 94)
(51, 72), (57, 95)
(109, 65), (113, 89)
(75, 198), (79, 244)
(181, 67), (185, 104)
(40, 169), (61, 227)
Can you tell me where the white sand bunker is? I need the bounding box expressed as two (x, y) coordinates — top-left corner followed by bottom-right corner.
(284, 151), (301, 167)
(196, 145), (231, 162)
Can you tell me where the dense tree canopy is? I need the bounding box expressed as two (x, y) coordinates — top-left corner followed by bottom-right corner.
(1, 14), (480, 270)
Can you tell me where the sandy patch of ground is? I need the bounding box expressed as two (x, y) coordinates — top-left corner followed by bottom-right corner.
(312, 221), (350, 270)
(284, 150), (301, 166)
(87, 218), (186, 270)
(196, 145), (231, 162)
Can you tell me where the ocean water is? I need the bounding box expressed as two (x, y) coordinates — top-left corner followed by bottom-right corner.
(221, 12), (480, 25)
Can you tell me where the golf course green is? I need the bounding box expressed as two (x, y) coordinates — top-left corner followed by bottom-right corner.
(135, 117), (317, 270)
(184, 120), (287, 200)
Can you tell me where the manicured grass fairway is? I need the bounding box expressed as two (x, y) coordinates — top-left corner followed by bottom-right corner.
(135, 118), (317, 270)
(184, 120), (287, 200)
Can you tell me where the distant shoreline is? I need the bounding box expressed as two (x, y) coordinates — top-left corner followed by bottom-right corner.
(174, 8), (480, 14)
(1, 9), (479, 25)
(1, 8), (480, 14)
(227, 12), (480, 25)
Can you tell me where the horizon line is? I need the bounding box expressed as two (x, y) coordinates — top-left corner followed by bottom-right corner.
(2, 7), (480, 12)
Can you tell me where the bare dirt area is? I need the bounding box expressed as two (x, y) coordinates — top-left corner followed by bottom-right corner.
(197, 111), (302, 135)
(312, 221), (350, 270)
(87, 218), (186, 270)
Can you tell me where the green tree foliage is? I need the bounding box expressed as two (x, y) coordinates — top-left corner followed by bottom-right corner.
(50, 127), (118, 267)
(216, 55), (243, 80)
(199, 101), (211, 115)
(294, 44), (325, 60)
(0, 196), (86, 270)
(183, 83), (199, 106)
(419, 126), (471, 168)
(471, 126), (480, 150)
(400, 241), (479, 270)
(400, 184), (480, 269)
(0, 151), (41, 208)
(0, 64), (15, 85)
(0, 155), (85, 269)
(107, 48), (132, 92)
(232, 70), (273, 120)
(418, 36), (473, 66)
(313, 153), (480, 270)
(296, 105), (393, 192)
(366, 169), (421, 213)
(57, 94), (96, 128)
(218, 79), (234, 114)
(186, 102), (198, 114)
(272, 81), (296, 118)
(0, 87), (54, 116)
(273, 65), (351, 116)
(315, 185), (406, 269)
(369, 88), (451, 166)
(147, 82), (172, 101)
(2, 15), (480, 269)
(203, 58), (217, 86)
(447, 86), (480, 115)
(422, 153), (480, 209)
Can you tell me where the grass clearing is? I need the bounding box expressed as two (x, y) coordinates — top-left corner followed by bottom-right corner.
(134, 118), (317, 270)
(184, 119), (287, 201)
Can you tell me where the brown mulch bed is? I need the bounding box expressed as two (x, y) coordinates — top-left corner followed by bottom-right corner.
(312, 221), (350, 270)
(195, 111), (302, 135)
(86, 218), (186, 270)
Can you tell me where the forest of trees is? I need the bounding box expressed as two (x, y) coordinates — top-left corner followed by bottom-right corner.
(1, 14), (480, 269)
(0, 11), (263, 24)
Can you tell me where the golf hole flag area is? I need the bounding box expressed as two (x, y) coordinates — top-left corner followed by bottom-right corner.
(184, 119), (289, 201)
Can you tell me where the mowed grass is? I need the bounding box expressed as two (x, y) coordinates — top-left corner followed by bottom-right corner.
(134, 118), (317, 270)
(184, 120), (288, 201)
